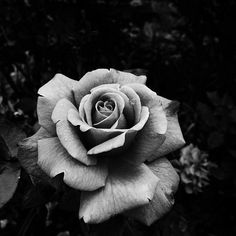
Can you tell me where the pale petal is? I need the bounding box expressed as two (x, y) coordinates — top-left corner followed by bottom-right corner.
(37, 74), (77, 134)
(37, 97), (56, 135)
(87, 106), (149, 155)
(73, 69), (146, 106)
(123, 84), (168, 163)
(126, 158), (179, 225)
(38, 73), (77, 103)
(79, 94), (90, 123)
(51, 98), (96, 165)
(38, 137), (108, 191)
(79, 162), (159, 224)
(110, 69), (147, 85)
(17, 128), (53, 180)
(147, 101), (185, 161)
(51, 98), (77, 123)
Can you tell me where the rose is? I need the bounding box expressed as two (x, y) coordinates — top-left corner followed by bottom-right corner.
(18, 68), (185, 225)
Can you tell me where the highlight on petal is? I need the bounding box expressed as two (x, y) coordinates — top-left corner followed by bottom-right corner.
(37, 74), (78, 134)
(79, 162), (159, 224)
(37, 137), (108, 191)
(125, 158), (179, 226)
(51, 98), (77, 123)
(87, 106), (149, 155)
(17, 128), (53, 180)
(73, 68), (146, 106)
(38, 73), (77, 103)
(51, 98), (96, 166)
(37, 97), (56, 135)
(148, 101), (185, 161)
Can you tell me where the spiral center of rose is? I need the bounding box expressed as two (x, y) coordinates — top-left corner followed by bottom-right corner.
(96, 99), (115, 116)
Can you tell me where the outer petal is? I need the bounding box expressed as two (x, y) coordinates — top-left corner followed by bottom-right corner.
(52, 98), (96, 166)
(37, 137), (108, 191)
(124, 83), (168, 163)
(37, 97), (56, 135)
(126, 158), (179, 225)
(73, 69), (146, 106)
(37, 74), (78, 134)
(79, 162), (159, 224)
(38, 73), (77, 102)
(17, 128), (53, 179)
(147, 101), (185, 161)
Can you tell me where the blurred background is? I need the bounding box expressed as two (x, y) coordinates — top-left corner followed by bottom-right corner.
(0, 0), (236, 235)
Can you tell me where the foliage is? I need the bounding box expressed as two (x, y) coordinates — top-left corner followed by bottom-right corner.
(0, 0), (236, 235)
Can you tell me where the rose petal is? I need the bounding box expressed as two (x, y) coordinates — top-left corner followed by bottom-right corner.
(82, 88), (124, 126)
(91, 84), (135, 126)
(17, 127), (53, 180)
(78, 94), (90, 123)
(51, 98), (96, 166)
(93, 93), (125, 128)
(73, 69), (146, 106)
(122, 84), (168, 163)
(37, 74), (78, 134)
(37, 97), (56, 135)
(38, 73), (77, 103)
(120, 85), (142, 124)
(110, 113), (127, 129)
(79, 162), (159, 224)
(87, 106), (149, 155)
(56, 120), (97, 166)
(110, 68), (147, 85)
(38, 137), (108, 191)
(68, 108), (126, 146)
(125, 158), (179, 226)
(125, 83), (168, 134)
(51, 98), (77, 123)
(147, 101), (185, 161)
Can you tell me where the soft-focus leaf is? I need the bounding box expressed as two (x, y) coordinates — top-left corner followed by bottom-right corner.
(0, 162), (20, 208)
(0, 118), (26, 158)
(17, 127), (52, 180)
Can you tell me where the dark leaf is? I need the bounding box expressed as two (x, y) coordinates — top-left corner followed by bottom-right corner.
(0, 117), (26, 158)
(0, 162), (21, 208)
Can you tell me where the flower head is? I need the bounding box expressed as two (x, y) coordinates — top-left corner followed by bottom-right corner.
(179, 144), (214, 194)
(18, 69), (185, 225)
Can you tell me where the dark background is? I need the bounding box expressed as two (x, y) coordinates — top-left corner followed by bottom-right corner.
(0, 0), (236, 235)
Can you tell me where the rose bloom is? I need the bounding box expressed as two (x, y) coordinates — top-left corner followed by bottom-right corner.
(18, 69), (185, 225)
